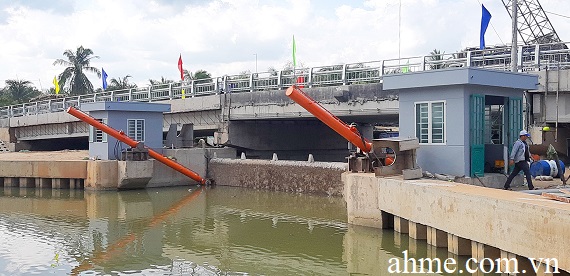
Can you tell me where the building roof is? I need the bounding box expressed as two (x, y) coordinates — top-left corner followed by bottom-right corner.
(382, 67), (538, 91)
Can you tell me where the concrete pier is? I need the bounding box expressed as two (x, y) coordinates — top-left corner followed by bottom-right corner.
(343, 173), (570, 273)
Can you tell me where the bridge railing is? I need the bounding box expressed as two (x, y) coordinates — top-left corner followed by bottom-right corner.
(1, 41), (570, 119)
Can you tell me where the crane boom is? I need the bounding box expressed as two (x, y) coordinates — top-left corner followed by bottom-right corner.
(501, 0), (563, 45)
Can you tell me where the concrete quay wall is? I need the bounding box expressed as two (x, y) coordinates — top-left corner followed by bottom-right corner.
(344, 172), (570, 272)
(209, 158), (347, 196)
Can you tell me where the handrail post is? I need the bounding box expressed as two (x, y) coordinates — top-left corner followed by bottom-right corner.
(77, 95), (81, 109)
(215, 77), (220, 94)
(110, 91), (115, 102)
(420, 57), (426, 71)
(62, 97), (66, 110)
(128, 88), (133, 102)
(517, 46), (523, 72)
(466, 51), (472, 67)
(168, 83), (173, 100)
(380, 60), (385, 76)
(147, 86), (152, 102)
(48, 100), (52, 112)
(342, 64), (348, 85)
(277, 71), (282, 89)
(308, 67), (313, 88)
(191, 80), (195, 97)
(249, 73), (254, 92)
(534, 44), (541, 70)
(35, 102), (38, 115)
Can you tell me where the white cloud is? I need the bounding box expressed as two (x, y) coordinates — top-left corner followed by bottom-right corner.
(0, 0), (569, 89)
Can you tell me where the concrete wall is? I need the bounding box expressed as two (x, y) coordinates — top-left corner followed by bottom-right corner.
(0, 160), (87, 178)
(344, 173), (570, 272)
(209, 158), (347, 196)
(147, 147), (236, 187)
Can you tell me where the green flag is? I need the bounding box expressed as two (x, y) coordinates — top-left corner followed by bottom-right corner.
(292, 35), (297, 67)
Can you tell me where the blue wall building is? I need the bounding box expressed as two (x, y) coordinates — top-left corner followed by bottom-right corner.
(383, 67), (538, 177)
(81, 102), (170, 160)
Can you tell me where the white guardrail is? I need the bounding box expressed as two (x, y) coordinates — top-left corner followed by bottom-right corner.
(1, 42), (569, 119)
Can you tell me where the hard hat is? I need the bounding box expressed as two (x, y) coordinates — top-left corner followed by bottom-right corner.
(519, 130), (530, 137)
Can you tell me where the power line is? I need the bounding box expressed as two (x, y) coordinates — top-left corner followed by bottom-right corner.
(545, 10), (570, 20)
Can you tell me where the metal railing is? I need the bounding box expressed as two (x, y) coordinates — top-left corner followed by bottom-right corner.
(1, 41), (569, 119)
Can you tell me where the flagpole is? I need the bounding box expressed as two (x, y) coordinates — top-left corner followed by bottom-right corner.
(511, 0), (518, 72)
(398, 0), (401, 62)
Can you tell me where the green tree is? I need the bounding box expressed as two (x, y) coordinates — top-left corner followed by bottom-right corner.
(149, 76), (174, 86)
(428, 49), (447, 70)
(183, 69), (213, 84)
(1, 80), (41, 104)
(107, 75), (137, 90)
(53, 46), (101, 95)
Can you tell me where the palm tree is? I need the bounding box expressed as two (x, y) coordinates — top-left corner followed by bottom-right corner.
(53, 46), (101, 95)
(183, 69), (212, 84)
(428, 49), (447, 70)
(149, 76), (174, 86)
(107, 75), (137, 90)
(1, 79), (41, 104)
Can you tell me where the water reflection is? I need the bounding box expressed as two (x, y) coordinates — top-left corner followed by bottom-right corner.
(0, 186), (495, 275)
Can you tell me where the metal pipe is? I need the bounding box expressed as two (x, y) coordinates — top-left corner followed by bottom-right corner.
(66, 106), (208, 185)
(285, 85), (373, 153)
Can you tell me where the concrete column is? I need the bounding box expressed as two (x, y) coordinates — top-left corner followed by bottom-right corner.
(69, 179), (77, 189)
(52, 178), (70, 189)
(471, 241), (500, 264)
(4, 177), (19, 187)
(447, 234), (471, 256)
(409, 221), (427, 240)
(499, 250), (534, 275)
(37, 178), (52, 189)
(408, 237), (427, 257)
(394, 216), (409, 234)
(19, 178), (35, 188)
(426, 226), (448, 248)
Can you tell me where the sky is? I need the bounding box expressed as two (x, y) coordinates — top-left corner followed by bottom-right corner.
(1, 0), (569, 90)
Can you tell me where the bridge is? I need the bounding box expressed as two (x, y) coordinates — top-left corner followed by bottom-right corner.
(1, 41), (570, 160)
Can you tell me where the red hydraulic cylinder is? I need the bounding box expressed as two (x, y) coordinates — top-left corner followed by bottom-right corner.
(285, 85), (373, 153)
(66, 106), (208, 185)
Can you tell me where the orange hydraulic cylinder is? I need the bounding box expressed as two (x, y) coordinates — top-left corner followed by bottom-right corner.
(285, 85), (373, 153)
(66, 106), (208, 185)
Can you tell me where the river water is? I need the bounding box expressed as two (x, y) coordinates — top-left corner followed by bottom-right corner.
(0, 186), (490, 275)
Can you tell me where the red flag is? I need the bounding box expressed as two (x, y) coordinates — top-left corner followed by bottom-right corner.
(178, 54), (184, 81)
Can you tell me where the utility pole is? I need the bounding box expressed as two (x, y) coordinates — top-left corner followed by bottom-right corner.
(254, 53), (258, 73)
(511, 0), (518, 72)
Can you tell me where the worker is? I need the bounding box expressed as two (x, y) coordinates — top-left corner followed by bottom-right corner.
(503, 130), (535, 190)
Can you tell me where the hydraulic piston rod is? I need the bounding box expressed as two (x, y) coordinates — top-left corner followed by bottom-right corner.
(66, 106), (208, 185)
(285, 85), (373, 153)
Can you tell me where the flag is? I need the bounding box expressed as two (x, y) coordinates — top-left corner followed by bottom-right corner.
(178, 54), (184, 81)
(292, 35), (297, 67)
(480, 4), (492, 50)
(53, 76), (60, 94)
(401, 60), (410, 73)
(102, 68), (108, 90)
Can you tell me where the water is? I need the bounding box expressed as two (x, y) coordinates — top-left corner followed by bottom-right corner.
(0, 186), (491, 275)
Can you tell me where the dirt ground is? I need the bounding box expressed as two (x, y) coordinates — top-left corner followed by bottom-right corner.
(0, 150), (89, 161)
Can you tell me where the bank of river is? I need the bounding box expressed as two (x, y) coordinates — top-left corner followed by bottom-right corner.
(0, 186), (487, 275)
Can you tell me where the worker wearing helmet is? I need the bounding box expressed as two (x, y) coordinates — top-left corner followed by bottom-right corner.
(503, 130), (535, 190)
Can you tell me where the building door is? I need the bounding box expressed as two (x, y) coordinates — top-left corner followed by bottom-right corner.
(507, 97), (523, 172)
(470, 94), (485, 177)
